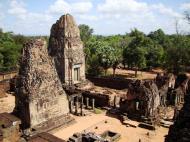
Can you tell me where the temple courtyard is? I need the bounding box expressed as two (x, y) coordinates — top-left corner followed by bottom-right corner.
(53, 112), (168, 142)
(0, 93), (168, 142)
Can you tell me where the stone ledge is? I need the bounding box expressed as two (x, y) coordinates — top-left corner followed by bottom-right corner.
(31, 114), (75, 135)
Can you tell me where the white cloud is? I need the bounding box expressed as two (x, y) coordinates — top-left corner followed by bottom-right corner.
(5, 0), (188, 35)
(180, 3), (190, 10)
(98, 0), (149, 14)
(97, 0), (155, 28)
(77, 14), (98, 21)
(7, 0), (53, 35)
(151, 4), (182, 18)
(95, 0), (186, 34)
(48, 0), (71, 14)
(6, 0), (95, 35)
(48, 0), (93, 15)
(98, 0), (181, 19)
(71, 2), (93, 14)
(8, 0), (27, 19)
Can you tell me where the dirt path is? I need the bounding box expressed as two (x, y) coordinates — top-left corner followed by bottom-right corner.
(108, 68), (163, 80)
(0, 93), (15, 113)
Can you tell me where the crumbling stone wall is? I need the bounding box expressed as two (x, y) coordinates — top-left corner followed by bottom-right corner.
(87, 76), (133, 90)
(48, 14), (85, 85)
(168, 74), (190, 106)
(14, 39), (69, 129)
(155, 73), (175, 106)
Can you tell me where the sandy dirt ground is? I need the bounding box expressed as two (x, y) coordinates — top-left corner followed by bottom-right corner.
(0, 93), (15, 113)
(53, 112), (168, 142)
(108, 68), (163, 80)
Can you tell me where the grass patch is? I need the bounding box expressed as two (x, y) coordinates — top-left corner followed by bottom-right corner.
(94, 108), (103, 114)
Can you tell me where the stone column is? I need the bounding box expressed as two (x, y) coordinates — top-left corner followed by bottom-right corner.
(92, 98), (95, 110)
(86, 97), (89, 109)
(75, 97), (79, 114)
(81, 97), (84, 116)
(75, 101), (79, 114)
(160, 96), (162, 106)
(114, 96), (117, 108)
(70, 100), (74, 113)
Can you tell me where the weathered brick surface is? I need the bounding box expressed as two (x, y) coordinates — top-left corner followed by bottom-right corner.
(14, 39), (69, 129)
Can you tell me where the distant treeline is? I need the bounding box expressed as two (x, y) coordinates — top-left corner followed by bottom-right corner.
(0, 13), (189, 76)
(0, 29), (48, 72)
(79, 25), (190, 77)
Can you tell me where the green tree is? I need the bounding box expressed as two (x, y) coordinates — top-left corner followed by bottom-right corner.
(123, 29), (147, 77)
(146, 44), (164, 68)
(86, 54), (102, 76)
(79, 24), (93, 46)
(123, 46), (146, 77)
(96, 42), (115, 75)
(12, 34), (28, 45)
(0, 41), (21, 71)
(165, 35), (190, 74)
(148, 29), (172, 49)
(84, 39), (105, 76)
(0, 29), (23, 72)
(112, 48), (122, 76)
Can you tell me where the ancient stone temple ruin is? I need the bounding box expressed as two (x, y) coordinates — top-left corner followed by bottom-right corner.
(120, 80), (160, 119)
(165, 93), (190, 142)
(48, 14), (85, 85)
(14, 39), (72, 130)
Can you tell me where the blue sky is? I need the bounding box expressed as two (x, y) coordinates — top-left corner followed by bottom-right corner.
(0, 0), (190, 35)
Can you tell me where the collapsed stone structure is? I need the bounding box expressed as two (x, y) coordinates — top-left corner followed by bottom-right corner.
(14, 39), (72, 130)
(171, 74), (190, 105)
(120, 80), (160, 119)
(155, 73), (175, 106)
(68, 131), (121, 142)
(49, 14), (85, 85)
(165, 93), (190, 142)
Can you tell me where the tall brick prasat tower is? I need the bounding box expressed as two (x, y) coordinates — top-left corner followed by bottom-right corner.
(48, 14), (86, 85)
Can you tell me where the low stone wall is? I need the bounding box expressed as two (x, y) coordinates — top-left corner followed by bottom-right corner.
(28, 132), (66, 142)
(82, 91), (111, 107)
(0, 72), (17, 82)
(87, 76), (133, 90)
(0, 80), (10, 98)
